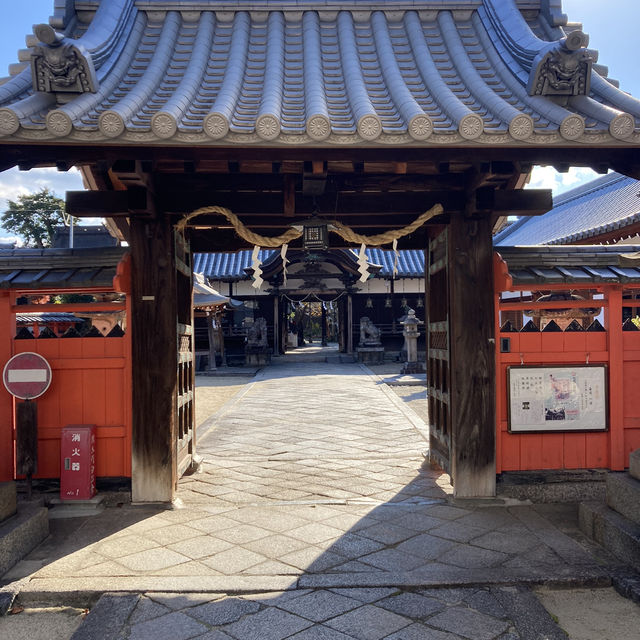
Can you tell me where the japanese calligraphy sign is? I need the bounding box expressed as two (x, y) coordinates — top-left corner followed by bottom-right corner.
(507, 365), (607, 433)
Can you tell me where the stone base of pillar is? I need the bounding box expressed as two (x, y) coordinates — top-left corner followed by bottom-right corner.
(357, 347), (384, 364)
(245, 347), (271, 367)
(401, 361), (425, 375)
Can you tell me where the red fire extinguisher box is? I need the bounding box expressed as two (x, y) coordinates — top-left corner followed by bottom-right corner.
(60, 425), (96, 500)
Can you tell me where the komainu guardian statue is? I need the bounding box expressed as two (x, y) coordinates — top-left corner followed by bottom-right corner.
(246, 317), (268, 347)
(359, 316), (381, 346)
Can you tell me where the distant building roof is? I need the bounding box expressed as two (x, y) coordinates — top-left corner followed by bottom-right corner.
(16, 312), (77, 323)
(193, 272), (229, 308)
(497, 245), (640, 285)
(52, 225), (119, 249)
(494, 173), (640, 246)
(194, 249), (425, 281)
(0, 247), (126, 289)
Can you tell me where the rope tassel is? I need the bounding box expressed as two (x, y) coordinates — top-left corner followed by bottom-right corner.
(251, 245), (264, 290)
(357, 243), (370, 283)
(392, 238), (399, 280)
(281, 243), (289, 287)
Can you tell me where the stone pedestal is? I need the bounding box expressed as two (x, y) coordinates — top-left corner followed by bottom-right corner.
(357, 346), (384, 365)
(245, 346), (271, 367)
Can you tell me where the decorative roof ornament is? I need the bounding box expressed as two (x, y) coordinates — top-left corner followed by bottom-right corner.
(31, 24), (97, 97)
(528, 30), (594, 97)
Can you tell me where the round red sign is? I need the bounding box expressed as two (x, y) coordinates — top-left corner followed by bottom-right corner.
(3, 352), (52, 400)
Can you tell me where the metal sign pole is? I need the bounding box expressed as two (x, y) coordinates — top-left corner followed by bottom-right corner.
(16, 399), (37, 499)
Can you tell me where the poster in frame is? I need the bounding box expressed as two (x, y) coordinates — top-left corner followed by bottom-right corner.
(507, 365), (608, 433)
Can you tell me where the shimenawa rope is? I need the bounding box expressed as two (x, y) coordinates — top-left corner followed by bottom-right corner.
(176, 203), (443, 248)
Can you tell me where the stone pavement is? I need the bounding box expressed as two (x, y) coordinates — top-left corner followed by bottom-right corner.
(1, 361), (638, 639)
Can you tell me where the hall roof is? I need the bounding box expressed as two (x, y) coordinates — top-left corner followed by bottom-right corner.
(494, 172), (640, 245)
(0, 0), (638, 147)
(0, 247), (126, 290)
(194, 248), (425, 280)
(497, 245), (640, 285)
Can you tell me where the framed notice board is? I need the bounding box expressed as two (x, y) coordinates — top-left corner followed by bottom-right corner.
(507, 365), (608, 433)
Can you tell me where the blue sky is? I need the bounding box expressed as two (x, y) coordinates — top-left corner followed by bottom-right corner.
(0, 1), (638, 240)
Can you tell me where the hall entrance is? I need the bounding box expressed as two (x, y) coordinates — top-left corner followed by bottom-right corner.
(284, 301), (338, 348)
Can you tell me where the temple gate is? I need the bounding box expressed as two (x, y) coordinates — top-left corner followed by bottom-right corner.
(0, 0), (639, 501)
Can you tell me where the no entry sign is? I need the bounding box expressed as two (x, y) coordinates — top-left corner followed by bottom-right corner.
(3, 352), (52, 400)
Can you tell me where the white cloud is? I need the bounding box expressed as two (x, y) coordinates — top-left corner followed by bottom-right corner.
(527, 165), (603, 196)
(0, 166), (84, 206)
(0, 167), (87, 240)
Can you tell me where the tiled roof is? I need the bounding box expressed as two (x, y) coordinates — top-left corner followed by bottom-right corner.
(494, 173), (640, 245)
(16, 312), (78, 323)
(193, 248), (425, 280)
(52, 226), (120, 249)
(193, 272), (229, 307)
(497, 245), (640, 285)
(0, 1), (638, 146)
(0, 247), (126, 289)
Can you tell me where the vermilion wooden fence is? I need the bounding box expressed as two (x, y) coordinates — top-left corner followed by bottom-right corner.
(0, 288), (132, 483)
(495, 259), (640, 473)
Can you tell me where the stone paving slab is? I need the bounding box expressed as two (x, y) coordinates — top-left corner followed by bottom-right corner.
(69, 586), (573, 640)
(4, 360), (638, 637)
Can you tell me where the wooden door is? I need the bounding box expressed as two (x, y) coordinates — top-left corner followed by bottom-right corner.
(426, 229), (451, 472)
(175, 231), (195, 478)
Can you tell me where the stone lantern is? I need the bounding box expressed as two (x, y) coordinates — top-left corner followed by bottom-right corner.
(401, 309), (424, 374)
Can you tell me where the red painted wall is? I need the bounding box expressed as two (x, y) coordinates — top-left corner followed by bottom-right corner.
(0, 274), (132, 482)
(496, 281), (640, 473)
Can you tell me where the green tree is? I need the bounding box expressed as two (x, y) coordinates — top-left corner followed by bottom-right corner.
(1, 188), (67, 247)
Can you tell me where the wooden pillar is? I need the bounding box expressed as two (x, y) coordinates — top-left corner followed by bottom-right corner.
(206, 311), (217, 371)
(273, 294), (279, 355)
(129, 216), (177, 503)
(321, 303), (328, 346)
(0, 292), (15, 482)
(448, 212), (496, 497)
(347, 294), (353, 354)
(606, 286), (625, 470)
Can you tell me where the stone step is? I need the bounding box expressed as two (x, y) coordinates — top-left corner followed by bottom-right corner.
(325, 355), (356, 363)
(47, 494), (106, 519)
(0, 502), (49, 577)
(579, 500), (640, 572)
(606, 472), (640, 526)
(630, 449), (640, 481)
(0, 482), (16, 523)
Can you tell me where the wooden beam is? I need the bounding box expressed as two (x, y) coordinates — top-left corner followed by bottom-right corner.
(181, 212), (449, 232)
(476, 188), (552, 216)
(187, 227), (430, 251)
(159, 189), (465, 216)
(157, 172), (466, 194)
(104, 216), (131, 243)
(2, 142), (640, 169)
(66, 188), (149, 216)
(393, 162), (408, 174)
(283, 174), (296, 217)
(611, 164), (640, 180)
